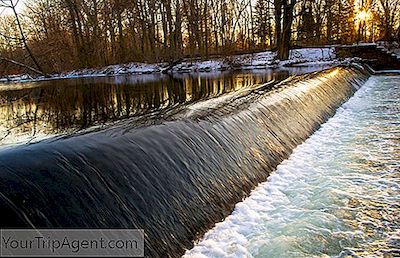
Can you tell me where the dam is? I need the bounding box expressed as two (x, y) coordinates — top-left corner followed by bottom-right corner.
(185, 74), (400, 258)
(0, 65), (398, 257)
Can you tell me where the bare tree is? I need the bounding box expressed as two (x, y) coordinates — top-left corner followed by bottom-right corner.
(377, 0), (400, 41)
(0, 0), (43, 73)
(1, 0), (399, 76)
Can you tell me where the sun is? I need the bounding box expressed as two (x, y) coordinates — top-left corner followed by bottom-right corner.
(356, 10), (370, 21)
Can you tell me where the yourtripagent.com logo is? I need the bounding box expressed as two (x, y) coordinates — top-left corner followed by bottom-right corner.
(0, 229), (144, 257)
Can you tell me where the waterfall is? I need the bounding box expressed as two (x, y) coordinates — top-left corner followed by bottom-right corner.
(0, 66), (369, 257)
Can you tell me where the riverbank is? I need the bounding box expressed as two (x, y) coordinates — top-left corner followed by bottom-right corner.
(0, 47), (341, 83)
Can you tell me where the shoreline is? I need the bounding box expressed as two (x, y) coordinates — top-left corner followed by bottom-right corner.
(0, 47), (340, 84)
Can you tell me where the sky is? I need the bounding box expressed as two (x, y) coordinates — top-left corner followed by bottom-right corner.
(0, 0), (25, 16)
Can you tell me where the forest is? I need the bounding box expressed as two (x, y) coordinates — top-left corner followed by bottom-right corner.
(0, 0), (399, 75)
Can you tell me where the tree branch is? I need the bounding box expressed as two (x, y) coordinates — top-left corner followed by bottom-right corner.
(0, 31), (22, 41)
(0, 56), (46, 76)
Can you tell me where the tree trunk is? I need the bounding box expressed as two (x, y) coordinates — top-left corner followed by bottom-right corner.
(277, 0), (295, 60)
(174, 0), (183, 55)
(274, 0), (282, 49)
(204, 0), (209, 59)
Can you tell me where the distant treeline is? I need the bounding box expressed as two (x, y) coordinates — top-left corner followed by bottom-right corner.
(0, 0), (399, 75)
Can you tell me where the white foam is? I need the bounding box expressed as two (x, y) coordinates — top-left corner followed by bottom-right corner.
(184, 75), (400, 257)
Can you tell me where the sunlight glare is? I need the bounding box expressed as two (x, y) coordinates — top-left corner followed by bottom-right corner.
(356, 10), (370, 21)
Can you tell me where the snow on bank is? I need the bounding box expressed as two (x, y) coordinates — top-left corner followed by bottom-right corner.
(171, 47), (335, 72)
(0, 47), (336, 83)
(0, 63), (167, 84)
(393, 48), (400, 59)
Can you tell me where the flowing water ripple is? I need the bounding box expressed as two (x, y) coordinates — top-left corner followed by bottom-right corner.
(0, 67), (370, 257)
(184, 76), (400, 258)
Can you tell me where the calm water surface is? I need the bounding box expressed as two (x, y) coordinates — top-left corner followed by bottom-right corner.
(0, 67), (330, 147)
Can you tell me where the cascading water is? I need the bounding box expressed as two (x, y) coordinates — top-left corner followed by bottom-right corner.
(0, 66), (369, 257)
(184, 75), (400, 258)
(0, 70), (293, 147)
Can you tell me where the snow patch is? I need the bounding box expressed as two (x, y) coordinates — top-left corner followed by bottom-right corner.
(1, 47), (338, 83)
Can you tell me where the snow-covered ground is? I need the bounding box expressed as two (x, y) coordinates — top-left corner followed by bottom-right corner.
(377, 41), (400, 59)
(393, 48), (400, 59)
(0, 47), (338, 83)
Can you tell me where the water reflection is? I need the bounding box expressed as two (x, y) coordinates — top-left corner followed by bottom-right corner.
(0, 70), (297, 146)
(0, 66), (363, 257)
